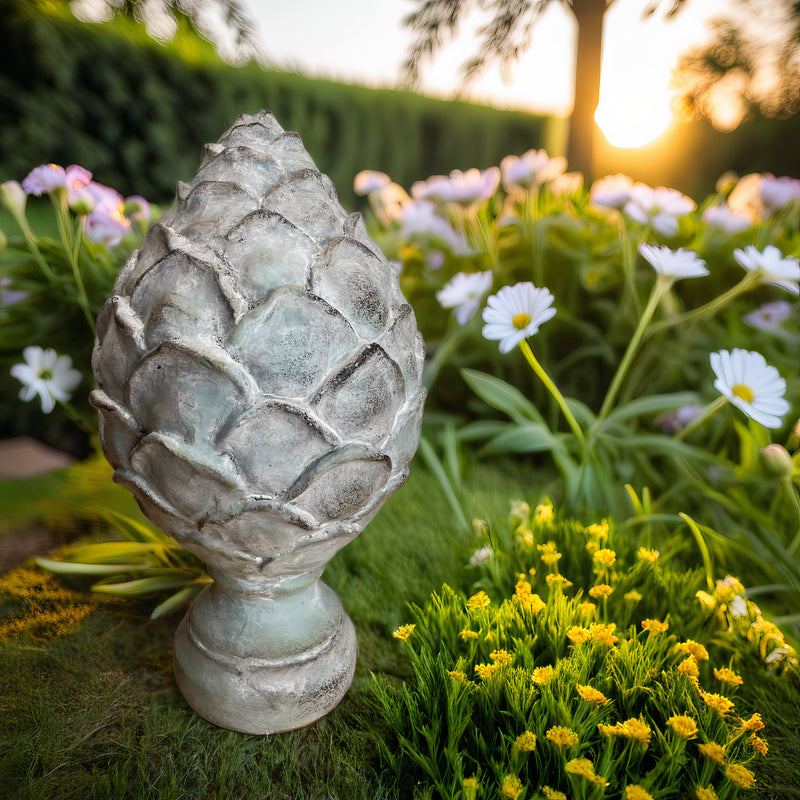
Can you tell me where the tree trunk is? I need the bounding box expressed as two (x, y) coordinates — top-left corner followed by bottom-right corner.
(567, 0), (607, 180)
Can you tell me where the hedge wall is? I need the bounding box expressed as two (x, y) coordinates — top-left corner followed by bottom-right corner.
(0, 2), (553, 208)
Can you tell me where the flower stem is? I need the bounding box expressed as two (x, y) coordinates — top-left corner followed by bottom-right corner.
(55, 202), (94, 333)
(518, 339), (586, 449)
(675, 396), (728, 442)
(645, 272), (760, 340)
(597, 279), (668, 422)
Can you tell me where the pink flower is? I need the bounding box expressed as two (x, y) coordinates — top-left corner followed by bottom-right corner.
(500, 149), (566, 189)
(590, 174), (633, 210)
(21, 163), (91, 197)
(22, 164), (67, 196)
(124, 195), (151, 223)
(624, 183), (696, 237)
(83, 181), (131, 246)
(412, 167), (500, 206)
(760, 174), (800, 212)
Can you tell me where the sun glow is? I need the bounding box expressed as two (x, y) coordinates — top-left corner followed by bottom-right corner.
(595, 95), (673, 149)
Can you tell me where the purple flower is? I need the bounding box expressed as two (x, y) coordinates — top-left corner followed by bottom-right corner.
(353, 170), (391, 195)
(656, 404), (702, 434)
(742, 301), (792, 331)
(398, 199), (472, 255)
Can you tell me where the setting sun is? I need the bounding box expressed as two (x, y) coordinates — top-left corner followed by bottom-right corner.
(595, 94), (673, 149)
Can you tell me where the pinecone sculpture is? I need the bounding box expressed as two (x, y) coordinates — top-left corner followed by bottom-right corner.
(90, 111), (426, 733)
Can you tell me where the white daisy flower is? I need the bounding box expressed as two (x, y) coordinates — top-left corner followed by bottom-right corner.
(710, 348), (790, 429)
(482, 282), (556, 353)
(436, 271), (493, 325)
(623, 183), (696, 237)
(638, 243), (709, 280)
(733, 245), (800, 295)
(10, 346), (82, 414)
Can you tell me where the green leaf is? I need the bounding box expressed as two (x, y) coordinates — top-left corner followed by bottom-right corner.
(36, 557), (148, 575)
(603, 392), (700, 427)
(479, 422), (557, 456)
(91, 573), (200, 596)
(460, 369), (545, 425)
(456, 420), (513, 442)
(150, 584), (206, 619)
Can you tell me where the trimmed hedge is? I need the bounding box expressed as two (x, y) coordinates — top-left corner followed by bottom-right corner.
(0, 2), (553, 208)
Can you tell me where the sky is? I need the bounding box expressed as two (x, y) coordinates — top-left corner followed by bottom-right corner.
(243, 0), (735, 145)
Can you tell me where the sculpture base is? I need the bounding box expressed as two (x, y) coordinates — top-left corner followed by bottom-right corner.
(173, 577), (357, 734)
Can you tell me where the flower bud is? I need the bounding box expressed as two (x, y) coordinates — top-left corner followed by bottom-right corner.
(0, 180), (27, 221)
(68, 189), (95, 216)
(760, 443), (794, 480)
(716, 171), (739, 197)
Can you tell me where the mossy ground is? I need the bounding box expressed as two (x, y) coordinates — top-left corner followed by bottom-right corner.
(1, 457), (799, 799)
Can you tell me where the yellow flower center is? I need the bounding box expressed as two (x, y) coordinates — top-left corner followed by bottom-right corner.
(732, 383), (754, 403)
(512, 312), (531, 329)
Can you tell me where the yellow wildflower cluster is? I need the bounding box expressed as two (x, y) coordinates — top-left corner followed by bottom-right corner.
(677, 656), (699, 677)
(532, 665), (554, 685)
(637, 547), (660, 563)
(459, 628), (480, 641)
(624, 590), (643, 602)
(466, 591), (491, 610)
(474, 663), (497, 681)
(678, 640), (709, 660)
(725, 763), (756, 788)
(698, 742), (726, 763)
(448, 670), (468, 685)
(625, 786), (654, 800)
(695, 787), (719, 800)
(713, 666), (743, 685)
(565, 757), (609, 786)
(667, 714), (698, 739)
(585, 520), (609, 542)
(715, 575), (745, 602)
(751, 735), (768, 755)
(534, 502), (555, 523)
(641, 619), (669, 634)
(578, 601), (596, 614)
(392, 624), (415, 641)
(597, 718), (652, 746)
(700, 690), (735, 716)
(538, 541), (562, 566)
(545, 573), (573, 588)
(513, 730), (538, 752)
(513, 580), (546, 613)
(501, 774), (523, 799)
(588, 583), (614, 599)
(546, 726), (578, 748)
(592, 548), (616, 570)
(542, 787), (567, 800)
(567, 626), (590, 645)
(576, 683), (607, 704)
(588, 622), (619, 646)
(742, 713), (764, 732)
(490, 649), (513, 666)
(462, 776), (480, 800)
